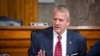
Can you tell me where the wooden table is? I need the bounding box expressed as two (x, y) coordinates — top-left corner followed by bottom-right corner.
(0, 26), (100, 56)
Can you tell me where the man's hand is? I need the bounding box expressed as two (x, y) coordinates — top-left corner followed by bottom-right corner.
(37, 50), (46, 56)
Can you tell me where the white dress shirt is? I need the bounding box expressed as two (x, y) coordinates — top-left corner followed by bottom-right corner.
(53, 30), (67, 56)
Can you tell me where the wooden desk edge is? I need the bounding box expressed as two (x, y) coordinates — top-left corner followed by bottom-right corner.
(0, 26), (100, 30)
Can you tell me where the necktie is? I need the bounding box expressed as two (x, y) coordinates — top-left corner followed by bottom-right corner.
(54, 35), (62, 56)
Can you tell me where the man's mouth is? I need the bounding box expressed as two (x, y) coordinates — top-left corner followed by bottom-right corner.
(55, 26), (60, 29)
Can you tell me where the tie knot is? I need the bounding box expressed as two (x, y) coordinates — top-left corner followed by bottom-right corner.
(58, 35), (62, 40)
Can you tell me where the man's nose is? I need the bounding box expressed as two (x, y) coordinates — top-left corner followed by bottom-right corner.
(55, 20), (60, 24)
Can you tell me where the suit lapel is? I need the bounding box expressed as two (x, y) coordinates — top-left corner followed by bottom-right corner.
(43, 27), (53, 56)
(67, 30), (73, 55)
(43, 28), (74, 56)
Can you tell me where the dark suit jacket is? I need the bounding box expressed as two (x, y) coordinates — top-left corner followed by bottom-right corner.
(28, 27), (87, 56)
(87, 40), (100, 56)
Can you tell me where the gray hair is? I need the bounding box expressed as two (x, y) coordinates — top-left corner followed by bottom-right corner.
(54, 5), (70, 20)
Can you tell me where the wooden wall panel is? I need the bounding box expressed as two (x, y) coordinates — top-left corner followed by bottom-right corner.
(0, 30), (31, 39)
(0, 48), (28, 53)
(0, 0), (38, 26)
(0, 40), (30, 48)
(86, 40), (97, 52)
(0, 48), (28, 56)
(80, 31), (100, 52)
(0, 26), (100, 56)
(80, 31), (100, 39)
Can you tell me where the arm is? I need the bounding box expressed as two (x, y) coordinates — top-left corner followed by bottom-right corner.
(87, 41), (100, 56)
(28, 31), (46, 56)
(79, 37), (87, 56)
(28, 31), (38, 56)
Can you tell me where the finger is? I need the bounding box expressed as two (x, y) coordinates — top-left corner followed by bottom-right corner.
(40, 50), (42, 56)
(37, 50), (42, 56)
(43, 50), (45, 56)
(37, 51), (40, 56)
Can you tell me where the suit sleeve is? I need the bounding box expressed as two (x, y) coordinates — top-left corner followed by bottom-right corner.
(87, 41), (100, 56)
(79, 36), (87, 56)
(28, 31), (39, 56)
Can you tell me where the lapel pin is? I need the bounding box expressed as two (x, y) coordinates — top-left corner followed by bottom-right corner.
(69, 41), (72, 44)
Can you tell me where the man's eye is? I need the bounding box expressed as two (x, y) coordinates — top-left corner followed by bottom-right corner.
(53, 18), (57, 20)
(59, 19), (63, 21)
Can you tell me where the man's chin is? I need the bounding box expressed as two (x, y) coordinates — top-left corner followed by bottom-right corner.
(55, 30), (61, 34)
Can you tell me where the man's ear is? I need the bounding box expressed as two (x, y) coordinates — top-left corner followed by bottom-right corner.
(67, 20), (70, 26)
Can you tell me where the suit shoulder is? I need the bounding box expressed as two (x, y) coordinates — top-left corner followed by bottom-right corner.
(68, 29), (85, 40)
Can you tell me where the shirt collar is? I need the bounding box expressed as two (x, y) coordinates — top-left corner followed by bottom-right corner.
(53, 30), (67, 37)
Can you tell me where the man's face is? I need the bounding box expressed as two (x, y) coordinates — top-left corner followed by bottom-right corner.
(53, 11), (70, 35)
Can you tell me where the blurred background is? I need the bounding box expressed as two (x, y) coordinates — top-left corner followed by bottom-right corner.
(0, 0), (100, 26)
(0, 0), (100, 56)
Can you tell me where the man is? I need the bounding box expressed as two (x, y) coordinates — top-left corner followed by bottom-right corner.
(87, 40), (100, 56)
(28, 5), (87, 56)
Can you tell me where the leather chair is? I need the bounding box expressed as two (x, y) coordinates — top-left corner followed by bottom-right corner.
(0, 16), (23, 26)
